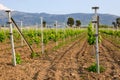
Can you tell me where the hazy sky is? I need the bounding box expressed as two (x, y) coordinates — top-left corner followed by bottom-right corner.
(0, 0), (120, 16)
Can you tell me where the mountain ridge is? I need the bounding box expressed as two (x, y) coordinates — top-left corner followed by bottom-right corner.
(0, 10), (119, 26)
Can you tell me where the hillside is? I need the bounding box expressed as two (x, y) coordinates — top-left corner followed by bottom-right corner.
(0, 10), (119, 26)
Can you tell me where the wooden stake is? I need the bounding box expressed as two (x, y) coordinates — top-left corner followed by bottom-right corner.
(11, 18), (34, 53)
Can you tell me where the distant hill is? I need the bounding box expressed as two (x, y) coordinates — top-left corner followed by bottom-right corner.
(0, 10), (119, 26)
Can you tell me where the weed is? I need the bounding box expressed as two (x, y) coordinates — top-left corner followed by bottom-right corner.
(16, 53), (22, 64)
(87, 63), (105, 73)
(31, 52), (40, 58)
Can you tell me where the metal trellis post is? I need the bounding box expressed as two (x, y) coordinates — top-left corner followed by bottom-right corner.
(55, 21), (58, 46)
(6, 10), (16, 66)
(92, 7), (100, 74)
(41, 17), (44, 54)
(20, 21), (23, 46)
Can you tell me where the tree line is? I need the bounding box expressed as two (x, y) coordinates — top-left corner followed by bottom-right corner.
(42, 17), (81, 28)
(43, 17), (120, 28)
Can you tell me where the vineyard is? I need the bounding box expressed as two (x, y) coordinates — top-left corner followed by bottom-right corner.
(0, 26), (120, 79)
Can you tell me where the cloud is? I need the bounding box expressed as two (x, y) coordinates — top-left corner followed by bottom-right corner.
(0, 3), (11, 11)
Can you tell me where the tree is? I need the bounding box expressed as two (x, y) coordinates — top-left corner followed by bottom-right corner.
(76, 20), (81, 27)
(67, 17), (74, 27)
(116, 18), (120, 27)
(112, 22), (116, 26)
(112, 22), (117, 29)
(43, 21), (46, 28)
(54, 23), (56, 27)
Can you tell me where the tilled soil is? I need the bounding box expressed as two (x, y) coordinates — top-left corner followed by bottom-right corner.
(0, 35), (120, 80)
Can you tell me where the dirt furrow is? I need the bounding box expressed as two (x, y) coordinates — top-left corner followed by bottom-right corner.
(99, 38), (120, 79)
(43, 38), (87, 80)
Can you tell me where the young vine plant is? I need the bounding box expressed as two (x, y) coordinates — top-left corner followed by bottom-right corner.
(87, 22), (96, 45)
(87, 22), (102, 45)
(0, 30), (6, 42)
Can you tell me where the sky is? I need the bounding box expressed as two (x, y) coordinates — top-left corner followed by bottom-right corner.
(0, 0), (120, 16)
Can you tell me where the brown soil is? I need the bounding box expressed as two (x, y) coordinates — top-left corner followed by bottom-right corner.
(0, 35), (120, 80)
